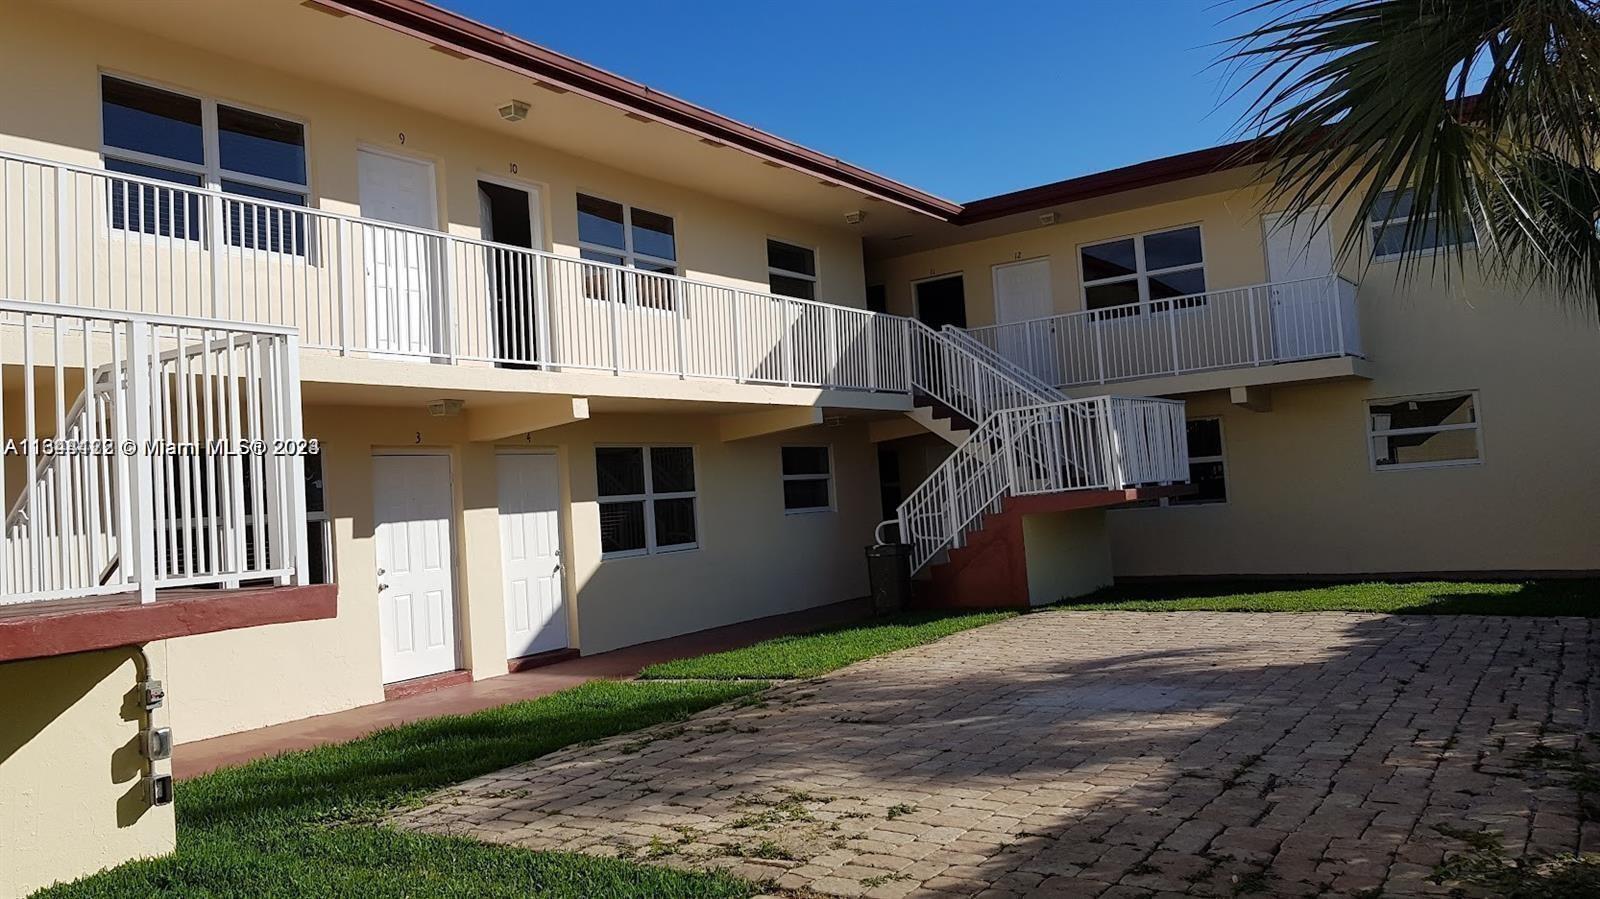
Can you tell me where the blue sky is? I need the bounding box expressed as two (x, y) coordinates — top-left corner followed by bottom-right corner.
(445, 0), (1273, 201)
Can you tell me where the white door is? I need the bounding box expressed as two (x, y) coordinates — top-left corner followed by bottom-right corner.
(992, 258), (1057, 385)
(497, 452), (569, 659)
(359, 149), (441, 361)
(1262, 209), (1336, 359)
(373, 454), (458, 684)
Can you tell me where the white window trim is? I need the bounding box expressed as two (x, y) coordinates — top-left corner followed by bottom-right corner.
(781, 445), (834, 514)
(766, 237), (818, 300)
(99, 71), (310, 200)
(1367, 391), (1484, 472)
(1368, 189), (1477, 262)
(597, 444), (699, 559)
(1078, 224), (1207, 318)
(576, 192), (678, 272)
(576, 192), (680, 313)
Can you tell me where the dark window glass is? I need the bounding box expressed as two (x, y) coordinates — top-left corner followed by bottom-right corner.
(1172, 460), (1227, 505)
(222, 180), (307, 254)
(783, 479), (831, 511)
(866, 284), (887, 313)
(1085, 280), (1141, 312)
(1370, 189), (1474, 256)
(630, 207), (676, 260)
(1185, 419), (1223, 459)
(1081, 238), (1137, 281)
(769, 273), (815, 300)
(653, 496), (697, 547)
(1143, 226), (1203, 270)
(767, 239), (815, 276)
(1147, 267), (1206, 301)
(101, 76), (203, 165)
(306, 520), (332, 584)
(304, 453), (325, 513)
(218, 105), (305, 185)
(650, 447), (696, 493)
(104, 157), (203, 239)
(596, 447), (645, 496)
(577, 194), (626, 250)
(782, 446), (830, 476)
(599, 500), (646, 553)
(1369, 394), (1476, 431)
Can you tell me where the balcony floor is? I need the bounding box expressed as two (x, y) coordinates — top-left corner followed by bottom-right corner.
(1061, 354), (1372, 400)
(0, 584), (337, 663)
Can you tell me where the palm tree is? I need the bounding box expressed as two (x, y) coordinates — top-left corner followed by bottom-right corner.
(1225, 0), (1600, 313)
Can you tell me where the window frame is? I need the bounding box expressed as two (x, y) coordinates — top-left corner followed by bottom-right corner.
(1170, 417), (1227, 507)
(1368, 189), (1477, 262)
(1366, 390), (1484, 472)
(780, 445), (834, 514)
(575, 191), (680, 312)
(596, 444), (699, 559)
(98, 71), (311, 252)
(766, 237), (818, 301)
(1077, 224), (1208, 319)
(100, 71), (310, 205)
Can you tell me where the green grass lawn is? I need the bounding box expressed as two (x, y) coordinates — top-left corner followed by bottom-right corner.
(36, 679), (765, 899)
(637, 609), (1016, 680)
(1057, 579), (1600, 615)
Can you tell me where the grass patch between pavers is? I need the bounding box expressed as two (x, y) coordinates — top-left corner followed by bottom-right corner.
(35, 679), (764, 899)
(1054, 579), (1600, 616)
(637, 609), (1016, 680)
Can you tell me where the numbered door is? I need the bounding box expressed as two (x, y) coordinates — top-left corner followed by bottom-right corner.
(359, 148), (441, 360)
(373, 453), (458, 684)
(992, 258), (1058, 385)
(496, 452), (569, 659)
(1262, 208), (1336, 359)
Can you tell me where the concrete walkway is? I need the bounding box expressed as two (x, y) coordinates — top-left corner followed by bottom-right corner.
(174, 598), (869, 779)
(398, 612), (1600, 898)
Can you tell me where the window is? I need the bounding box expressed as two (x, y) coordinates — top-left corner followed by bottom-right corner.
(1080, 225), (1205, 318)
(781, 446), (833, 512)
(100, 75), (308, 252)
(1369, 189), (1474, 260)
(304, 452), (334, 585)
(577, 194), (677, 309)
(596, 445), (697, 556)
(1368, 392), (1482, 470)
(767, 239), (817, 300)
(1172, 418), (1226, 505)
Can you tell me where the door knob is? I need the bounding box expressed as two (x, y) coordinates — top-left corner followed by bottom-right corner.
(377, 581), (389, 591)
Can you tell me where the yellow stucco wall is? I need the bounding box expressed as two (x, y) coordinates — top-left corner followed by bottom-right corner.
(0, 647), (176, 899)
(163, 403), (880, 740)
(1023, 509), (1112, 603)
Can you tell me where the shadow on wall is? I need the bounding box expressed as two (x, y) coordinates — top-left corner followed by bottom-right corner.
(0, 647), (152, 827)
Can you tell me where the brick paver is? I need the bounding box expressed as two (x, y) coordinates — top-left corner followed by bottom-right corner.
(397, 612), (1600, 896)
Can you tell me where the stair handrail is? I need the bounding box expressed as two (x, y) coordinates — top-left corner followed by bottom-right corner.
(905, 320), (1057, 426)
(880, 395), (1188, 574)
(938, 325), (1065, 403)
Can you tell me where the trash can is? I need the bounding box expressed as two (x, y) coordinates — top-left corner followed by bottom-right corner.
(865, 543), (913, 615)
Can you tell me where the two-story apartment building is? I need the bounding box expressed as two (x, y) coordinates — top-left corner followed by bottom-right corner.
(1, 0), (1595, 894)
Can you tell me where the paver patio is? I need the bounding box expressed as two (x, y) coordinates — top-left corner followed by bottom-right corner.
(398, 612), (1600, 897)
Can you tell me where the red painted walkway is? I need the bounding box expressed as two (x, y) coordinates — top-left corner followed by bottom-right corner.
(174, 598), (871, 779)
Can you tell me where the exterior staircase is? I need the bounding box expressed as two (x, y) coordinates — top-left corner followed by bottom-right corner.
(879, 320), (1191, 603)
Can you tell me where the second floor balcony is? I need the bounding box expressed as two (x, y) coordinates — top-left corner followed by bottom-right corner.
(0, 151), (915, 398)
(966, 276), (1367, 395)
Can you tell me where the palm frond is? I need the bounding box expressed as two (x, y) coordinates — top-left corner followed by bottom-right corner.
(1222, 0), (1600, 314)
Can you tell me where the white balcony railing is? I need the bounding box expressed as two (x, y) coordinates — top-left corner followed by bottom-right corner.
(0, 151), (913, 393)
(2, 299), (307, 605)
(966, 276), (1362, 389)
